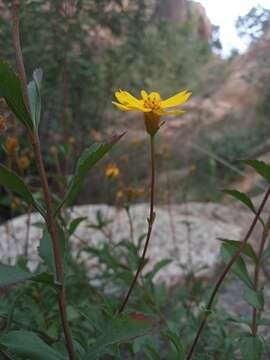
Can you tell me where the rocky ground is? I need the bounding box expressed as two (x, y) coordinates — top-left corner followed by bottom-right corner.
(1, 200), (270, 337)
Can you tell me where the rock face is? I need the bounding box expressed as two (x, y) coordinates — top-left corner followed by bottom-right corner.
(157, 0), (212, 41)
(0, 203), (243, 284)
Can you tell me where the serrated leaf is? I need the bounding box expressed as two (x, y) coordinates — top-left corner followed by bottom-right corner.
(84, 314), (152, 359)
(0, 330), (65, 360)
(28, 68), (43, 128)
(0, 164), (45, 217)
(242, 160), (270, 184)
(221, 243), (253, 288)
(38, 224), (66, 274)
(218, 239), (257, 262)
(243, 287), (264, 310)
(0, 264), (56, 289)
(0, 60), (33, 130)
(55, 132), (125, 214)
(239, 335), (263, 360)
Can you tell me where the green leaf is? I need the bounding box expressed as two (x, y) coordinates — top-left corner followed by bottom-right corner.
(0, 264), (56, 289)
(223, 189), (256, 213)
(0, 164), (45, 217)
(0, 330), (65, 360)
(145, 259), (173, 282)
(221, 243), (253, 288)
(218, 239), (257, 262)
(262, 240), (270, 261)
(56, 132), (125, 213)
(84, 314), (152, 359)
(243, 287), (264, 310)
(0, 60), (33, 130)
(242, 160), (270, 184)
(28, 68), (43, 128)
(38, 224), (66, 274)
(68, 217), (87, 236)
(239, 335), (263, 360)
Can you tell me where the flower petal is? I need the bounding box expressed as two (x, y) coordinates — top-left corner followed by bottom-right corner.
(112, 101), (131, 111)
(161, 91), (192, 109)
(154, 109), (186, 116)
(140, 90), (148, 100)
(115, 90), (142, 107)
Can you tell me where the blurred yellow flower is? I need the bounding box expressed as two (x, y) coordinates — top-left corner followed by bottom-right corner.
(4, 137), (19, 156)
(127, 186), (145, 202)
(18, 156), (30, 170)
(131, 138), (142, 145)
(116, 189), (124, 199)
(68, 136), (76, 145)
(113, 89), (191, 135)
(105, 164), (120, 178)
(11, 198), (21, 210)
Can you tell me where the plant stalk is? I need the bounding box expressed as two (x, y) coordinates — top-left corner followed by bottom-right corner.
(186, 186), (270, 360)
(11, 2), (76, 359)
(251, 214), (270, 336)
(118, 135), (156, 313)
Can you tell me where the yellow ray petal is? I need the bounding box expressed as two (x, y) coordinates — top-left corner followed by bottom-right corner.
(140, 90), (148, 100)
(161, 91), (192, 109)
(154, 109), (186, 116)
(112, 101), (131, 111)
(128, 104), (152, 112)
(115, 90), (142, 107)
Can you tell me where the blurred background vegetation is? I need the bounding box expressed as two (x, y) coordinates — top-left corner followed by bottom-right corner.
(1, 0), (270, 217)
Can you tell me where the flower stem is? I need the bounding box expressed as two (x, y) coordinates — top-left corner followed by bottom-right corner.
(11, 2), (76, 359)
(251, 214), (270, 336)
(118, 135), (156, 314)
(185, 186), (270, 360)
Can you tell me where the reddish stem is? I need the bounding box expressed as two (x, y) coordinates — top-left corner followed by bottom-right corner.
(118, 135), (156, 313)
(186, 186), (270, 360)
(11, 2), (76, 359)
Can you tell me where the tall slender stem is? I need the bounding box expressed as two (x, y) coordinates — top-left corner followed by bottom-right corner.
(251, 214), (270, 336)
(186, 186), (270, 360)
(118, 135), (156, 314)
(11, 2), (76, 359)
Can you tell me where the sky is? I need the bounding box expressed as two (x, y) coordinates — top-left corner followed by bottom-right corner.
(197, 0), (270, 56)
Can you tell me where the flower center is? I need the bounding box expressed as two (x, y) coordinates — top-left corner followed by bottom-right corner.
(143, 92), (161, 110)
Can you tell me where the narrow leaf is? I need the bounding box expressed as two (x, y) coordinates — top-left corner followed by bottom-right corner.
(38, 224), (66, 274)
(56, 132), (125, 213)
(243, 287), (264, 310)
(239, 335), (263, 360)
(84, 314), (152, 359)
(223, 189), (256, 213)
(28, 68), (43, 128)
(221, 243), (253, 288)
(0, 164), (45, 217)
(242, 160), (270, 184)
(146, 259), (172, 281)
(0, 60), (33, 130)
(0, 264), (56, 289)
(0, 330), (65, 360)
(68, 217), (87, 236)
(218, 239), (257, 262)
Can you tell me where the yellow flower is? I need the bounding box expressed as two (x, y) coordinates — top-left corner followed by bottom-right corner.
(113, 89), (191, 135)
(11, 198), (21, 210)
(126, 186), (145, 202)
(105, 164), (120, 178)
(18, 156), (30, 170)
(68, 136), (76, 145)
(4, 137), (19, 156)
